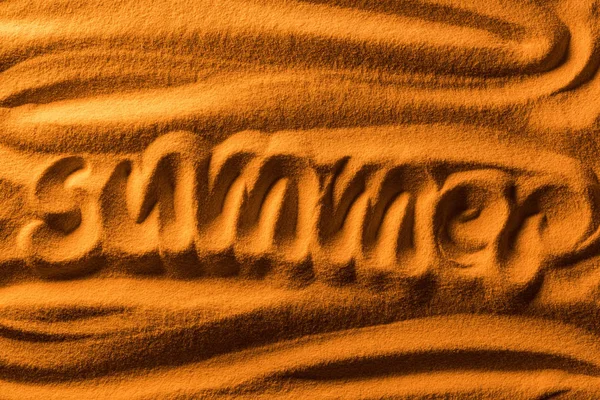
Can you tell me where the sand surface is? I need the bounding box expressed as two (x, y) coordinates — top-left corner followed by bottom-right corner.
(3, 0), (600, 398)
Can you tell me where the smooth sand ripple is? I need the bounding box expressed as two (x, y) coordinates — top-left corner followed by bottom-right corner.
(4, 0), (600, 398)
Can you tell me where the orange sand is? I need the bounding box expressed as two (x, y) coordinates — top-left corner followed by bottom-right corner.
(2, 0), (600, 398)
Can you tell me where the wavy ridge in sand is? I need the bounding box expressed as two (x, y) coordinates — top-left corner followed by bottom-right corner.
(1, 0), (600, 151)
(4, 0), (600, 398)
(1, 286), (600, 400)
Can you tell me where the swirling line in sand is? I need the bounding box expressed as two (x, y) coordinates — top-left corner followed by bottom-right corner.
(3, 1), (600, 397)
(0, 281), (599, 400)
(1, 0), (600, 152)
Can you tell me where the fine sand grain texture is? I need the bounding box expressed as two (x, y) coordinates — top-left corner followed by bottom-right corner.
(4, 0), (600, 398)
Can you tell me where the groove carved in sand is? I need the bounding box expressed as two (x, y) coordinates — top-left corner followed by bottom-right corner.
(2, 0), (600, 151)
(0, 128), (594, 297)
(5, 0), (600, 397)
